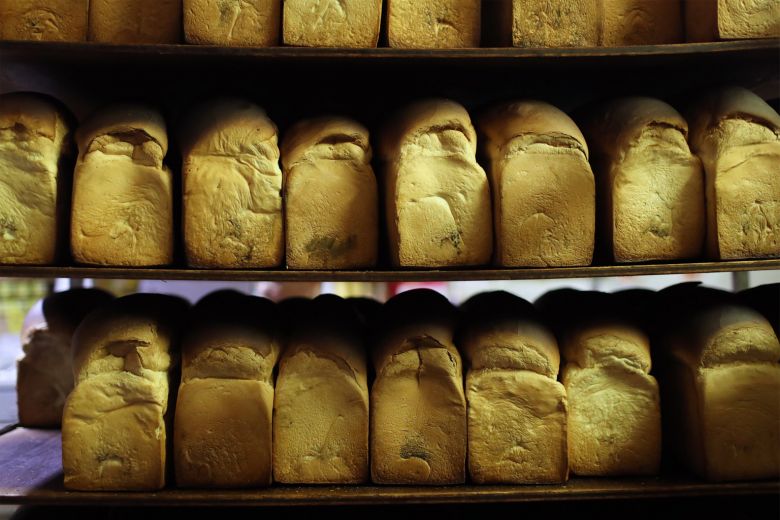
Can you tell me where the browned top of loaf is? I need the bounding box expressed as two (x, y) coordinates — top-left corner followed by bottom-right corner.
(76, 103), (168, 155)
(686, 86), (780, 152)
(42, 288), (113, 339)
(379, 98), (477, 160)
(584, 97), (688, 157)
(0, 92), (68, 141)
(281, 117), (371, 170)
(478, 100), (589, 159)
(178, 98), (277, 157)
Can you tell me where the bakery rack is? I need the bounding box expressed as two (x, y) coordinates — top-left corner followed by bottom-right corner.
(0, 38), (778, 507)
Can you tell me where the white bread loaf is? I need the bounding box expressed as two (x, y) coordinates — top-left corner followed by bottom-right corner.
(584, 97), (705, 262)
(273, 295), (369, 484)
(657, 285), (780, 481)
(479, 101), (595, 267)
(686, 0), (780, 41)
(387, 0), (481, 48)
(601, 0), (683, 45)
(510, 0), (601, 47)
(0, 0), (88, 41)
(536, 290), (661, 476)
(283, 0), (381, 48)
(459, 291), (567, 484)
(71, 104), (174, 266)
(0, 93), (71, 265)
(180, 99), (283, 268)
(17, 289), (113, 428)
(184, 0), (280, 46)
(89, 0), (181, 43)
(371, 289), (466, 484)
(687, 87), (780, 260)
(380, 99), (493, 267)
(174, 291), (281, 488)
(281, 117), (377, 269)
(62, 294), (188, 491)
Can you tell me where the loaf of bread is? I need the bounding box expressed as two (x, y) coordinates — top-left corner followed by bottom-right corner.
(459, 291), (567, 484)
(0, 93), (71, 265)
(686, 0), (779, 41)
(536, 290), (661, 476)
(509, 0), (601, 47)
(89, 0), (181, 43)
(17, 289), (113, 428)
(380, 99), (492, 267)
(175, 291), (281, 488)
(62, 294), (188, 491)
(387, 0), (481, 48)
(601, 0), (683, 45)
(284, 0), (381, 47)
(479, 101), (595, 267)
(371, 289), (466, 484)
(656, 285), (780, 481)
(740, 283), (779, 335)
(180, 99), (283, 268)
(71, 105), (173, 266)
(274, 295), (368, 483)
(583, 97), (705, 262)
(281, 117), (377, 269)
(0, 0), (88, 41)
(687, 87), (780, 260)
(184, 0), (280, 46)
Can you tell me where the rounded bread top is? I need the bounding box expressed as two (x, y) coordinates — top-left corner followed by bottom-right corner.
(0, 91), (70, 143)
(178, 98), (278, 158)
(686, 86), (780, 153)
(584, 96), (688, 157)
(372, 288), (459, 372)
(458, 290), (560, 378)
(42, 288), (114, 340)
(479, 100), (589, 160)
(281, 116), (371, 170)
(379, 98), (477, 160)
(72, 293), (189, 382)
(76, 103), (168, 155)
(182, 290), (281, 381)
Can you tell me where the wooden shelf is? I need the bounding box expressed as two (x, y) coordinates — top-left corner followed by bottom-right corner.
(0, 428), (776, 506)
(0, 259), (777, 282)
(1, 39), (778, 62)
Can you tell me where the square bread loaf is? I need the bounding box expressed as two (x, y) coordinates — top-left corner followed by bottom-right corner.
(273, 296), (369, 484)
(183, 0), (280, 46)
(687, 87), (780, 260)
(601, 0), (683, 45)
(380, 99), (493, 267)
(479, 101), (595, 267)
(460, 291), (568, 484)
(71, 105), (174, 266)
(89, 0), (182, 43)
(282, 118), (378, 269)
(62, 294), (188, 491)
(387, 0), (481, 48)
(584, 97), (705, 263)
(0, 0), (88, 41)
(284, 0), (381, 47)
(371, 290), (467, 485)
(0, 93), (70, 265)
(180, 99), (283, 268)
(657, 286), (780, 481)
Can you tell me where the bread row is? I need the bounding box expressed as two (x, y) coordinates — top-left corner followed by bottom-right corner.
(2, 87), (778, 269)
(0, 1), (776, 47)
(17, 283), (780, 488)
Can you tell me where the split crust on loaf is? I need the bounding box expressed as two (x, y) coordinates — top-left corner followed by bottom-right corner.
(0, 0), (89, 41)
(284, 0), (381, 47)
(387, 0), (481, 48)
(184, 0), (280, 46)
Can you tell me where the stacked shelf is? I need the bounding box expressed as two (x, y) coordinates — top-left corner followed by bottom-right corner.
(1, 38), (778, 507)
